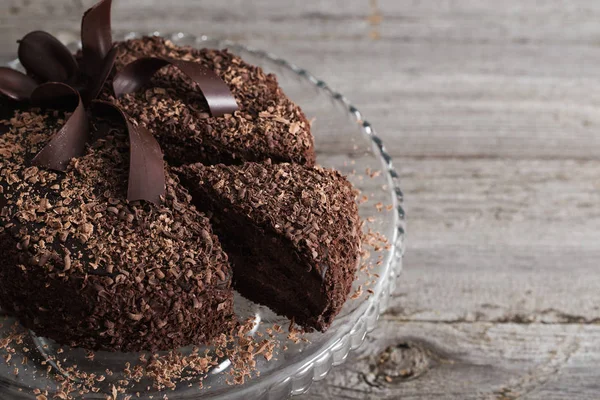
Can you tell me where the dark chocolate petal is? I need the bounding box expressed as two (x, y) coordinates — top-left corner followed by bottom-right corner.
(17, 31), (79, 83)
(0, 67), (37, 101)
(85, 46), (118, 103)
(113, 57), (238, 117)
(91, 101), (165, 205)
(30, 83), (89, 171)
(81, 0), (113, 77)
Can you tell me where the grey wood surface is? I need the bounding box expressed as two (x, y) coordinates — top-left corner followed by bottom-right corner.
(2, 1), (599, 398)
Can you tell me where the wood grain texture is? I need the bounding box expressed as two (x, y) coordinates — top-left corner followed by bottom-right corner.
(1, 0), (598, 398)
(303, 321), (600, 400)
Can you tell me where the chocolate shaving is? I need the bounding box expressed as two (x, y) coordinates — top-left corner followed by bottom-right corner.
(85, 46), (117, 104)
(81, 0), (113, 77)
(17, 31), (79, 83)
(0, 67), (37, 101)
(113, 57), (239, 117)
(91, 101), (165, 204)
(30, 83), (89, 171)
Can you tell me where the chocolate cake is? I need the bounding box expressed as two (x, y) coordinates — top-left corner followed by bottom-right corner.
(0, 0), (361, 354)
(0, 108), (233, 352)
(104, 36), (316, 167)
(177, 161), (361, 331)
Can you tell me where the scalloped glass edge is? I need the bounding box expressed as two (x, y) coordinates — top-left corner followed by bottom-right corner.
(5, 31), (406, 399)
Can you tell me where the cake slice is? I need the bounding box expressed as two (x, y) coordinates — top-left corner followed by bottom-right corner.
(0, 109), (233, 352)
(177, 161), (361, 331)
(105, 36), (315, 167)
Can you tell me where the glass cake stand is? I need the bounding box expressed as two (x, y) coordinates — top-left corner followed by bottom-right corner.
(0, 33), (405, 399)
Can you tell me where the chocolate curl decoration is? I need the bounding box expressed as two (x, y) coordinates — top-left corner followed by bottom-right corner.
(0, 67), (37, 101)
(81, 0), (113, 78)
(30, 83), (89, 171)
(113, 57), (238, 117)
(18, 31), (79, 83)
(84, 45), (118, 104)
(92, 101), (165, 204)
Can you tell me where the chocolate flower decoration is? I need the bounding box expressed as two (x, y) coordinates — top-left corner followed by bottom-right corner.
(0, 58), (164, 204)
(0, 0), (161, 202)
(0, 0), (239, 204)
(12, 0), (115, 104)
(0, 0), (116, 167)
(0, 66), (37, 101)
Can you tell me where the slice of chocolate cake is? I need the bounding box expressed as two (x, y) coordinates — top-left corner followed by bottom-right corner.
(0, 108), (233, 352)
(104, 36), (315, 167)
(177, 161), (361, 331)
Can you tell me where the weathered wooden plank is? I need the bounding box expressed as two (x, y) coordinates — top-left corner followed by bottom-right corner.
(301, 157), (600, 398)
(395, 157), (600, 322)
(401, 158), (600, 247)
(7, 0), (600, 45)
(301, 321), (600, 400)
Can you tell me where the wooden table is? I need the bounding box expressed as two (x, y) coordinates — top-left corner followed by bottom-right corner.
(2, 1), (599, 398)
